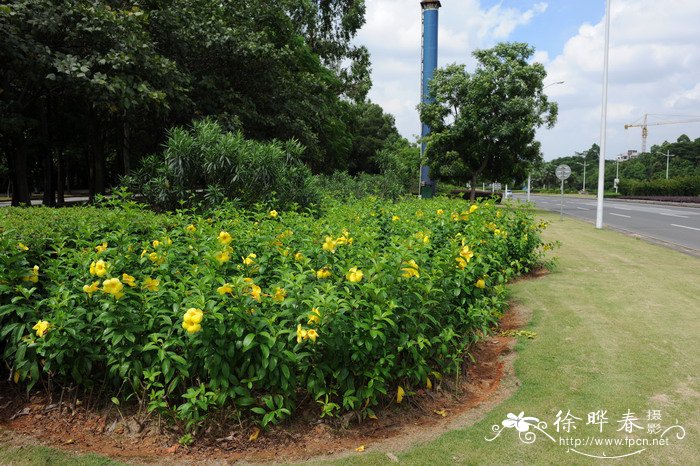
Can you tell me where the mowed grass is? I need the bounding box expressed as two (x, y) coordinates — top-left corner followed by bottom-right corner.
(2, 212), (698, 465)
(329, 212), (700, 465)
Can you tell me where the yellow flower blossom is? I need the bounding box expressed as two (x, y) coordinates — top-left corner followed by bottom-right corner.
(316, 267), (332, 279)
(122, 273), (136, 287)
(102, 277), (124, 299)
(217, 283), (233, 295)
(322, 236), (337, 253)
(143, 277), (160, 292)
(95, 242), (108, 253)
(476, 279), (486, 289)
(148, 252), (165, 264)
(459, 245), (474, 262)
(23, 265), (39, 283)
(294, 252), (305, 262)
(296, 324), (307, 344)
(436, 209), (444, 216)
(243, 280), (262, 302)
(152, 240), (161, 248)
(456, 257), (468, 269)
(83, 281), (100, 296)
(90, 259), (107, 277)
(215, 250), (230, 265)
(397, 386), (405, 403)
(17, 243), (29, 251)
(182, 308), (204, 334)
(469, 204), (478, 213)
(308, 307), (321, 325)
(218, 231), (233, 245)
(272, 287), (286, 302)
(306, 329), (318, 342)
(496, 210), (502, 218)
(140, 249), (148, 258)
(451, 212), (459, 221)
(186, 224), (197, 233)
(243, 253), (257, 266)
(269, 210), (278, 218)
(165, 237), (173, 246)
(401, 260), (420, 278)
(392, 215), (400, 222)
(33, 320), (50, 338)
(346, 267), (363, 283)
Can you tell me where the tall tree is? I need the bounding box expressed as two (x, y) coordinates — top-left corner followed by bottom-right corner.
(420, 43), (558, 199)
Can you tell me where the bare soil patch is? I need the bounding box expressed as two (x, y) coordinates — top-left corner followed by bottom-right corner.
(0, 303), (532, 464)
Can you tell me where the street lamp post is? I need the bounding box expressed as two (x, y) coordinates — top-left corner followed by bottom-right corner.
(596, 0), (612, 229)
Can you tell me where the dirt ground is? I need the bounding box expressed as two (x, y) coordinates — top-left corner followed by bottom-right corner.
(0, 301), (533, 465)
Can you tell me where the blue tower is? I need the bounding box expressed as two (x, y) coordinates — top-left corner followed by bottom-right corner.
(419, 0), (441, 198)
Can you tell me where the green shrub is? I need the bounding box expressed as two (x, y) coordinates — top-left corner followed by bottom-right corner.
(123, 118), (320, 210)
(618, 176), (700, 196)
(0, 198), (551, 437)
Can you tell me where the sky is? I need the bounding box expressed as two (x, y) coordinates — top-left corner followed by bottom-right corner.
(354, 0), (700, 161)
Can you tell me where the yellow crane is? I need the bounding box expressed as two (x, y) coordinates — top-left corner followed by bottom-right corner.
(624, 113), (700, 153)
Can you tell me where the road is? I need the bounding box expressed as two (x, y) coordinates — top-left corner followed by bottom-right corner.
(514, 194), (700, 254)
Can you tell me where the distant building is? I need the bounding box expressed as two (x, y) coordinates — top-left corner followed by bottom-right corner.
(616, 150), (639, 162)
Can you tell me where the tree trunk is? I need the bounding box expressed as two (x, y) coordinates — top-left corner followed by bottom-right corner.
(90, 118), (106, 200)
(122, 119), (131, 176)
(470, 174), (477, 201)
(40, 97), (56, 206)
(56, 147), (65, 206)
(11, 141), (31, 206)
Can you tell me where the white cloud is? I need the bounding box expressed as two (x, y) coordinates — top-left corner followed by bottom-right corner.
(356, 0), (700, 161)
(537, 0), (700, 159)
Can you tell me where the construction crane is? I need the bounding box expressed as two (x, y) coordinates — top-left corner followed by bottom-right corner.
(624, 114), (700, 153)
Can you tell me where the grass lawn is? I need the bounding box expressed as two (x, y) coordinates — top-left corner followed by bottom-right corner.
(2, 212), (698, 465)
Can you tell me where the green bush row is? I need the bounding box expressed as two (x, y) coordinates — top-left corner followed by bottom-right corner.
(618, 176), (700, 196)
(0, 197), (550, 437)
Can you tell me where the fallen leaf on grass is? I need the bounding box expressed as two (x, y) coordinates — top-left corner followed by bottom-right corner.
(434, 409), (447, 417)
(355, 445), (365, 452)
(396, 386), (405, 404)
(249, 427), (260, 441)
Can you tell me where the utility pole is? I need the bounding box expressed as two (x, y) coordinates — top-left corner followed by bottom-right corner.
(662, 150), (675, 179)
(596, 0), (612, 229)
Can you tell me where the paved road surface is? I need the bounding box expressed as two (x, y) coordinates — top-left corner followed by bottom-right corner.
(514, 194), (700, 254)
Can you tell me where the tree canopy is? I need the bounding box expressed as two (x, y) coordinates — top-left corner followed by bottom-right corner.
(419, 42), (558, 199)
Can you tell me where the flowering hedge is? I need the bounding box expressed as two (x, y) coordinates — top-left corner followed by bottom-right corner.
(0, 197), (550, 433)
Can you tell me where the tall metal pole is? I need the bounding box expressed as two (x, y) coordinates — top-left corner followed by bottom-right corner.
(664, 150), (674, 179)
(596, 0), (612, 229)
(527, 173), (531, 202)
(583, 159), (587, 192)
(418, 1), (441, 198)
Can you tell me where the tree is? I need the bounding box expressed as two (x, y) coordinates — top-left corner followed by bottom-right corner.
(419, 43), (558, 199)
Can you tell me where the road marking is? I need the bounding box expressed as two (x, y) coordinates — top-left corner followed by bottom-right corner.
(658, 212), (689, 219)
(576, 207), (589, 211)
(671, 224), (700, 232)
(609, 205), (633, 211)
(609, 213), (631, 218)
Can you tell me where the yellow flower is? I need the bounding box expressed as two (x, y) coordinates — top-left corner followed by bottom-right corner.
(296, 324), (307, 344)
(308, 307), (321, 325)
(414, 231), (430, 244)
(392, 215), (400, 222)
(217, 283), (233, 295)
(436, 209), (444, 216)
(33, 320), (50, 338)
(165, 237), (173, 246)
(215, 250), (230, 265)
(272, 287), (286, 303)
(322, 236), (337, 253)
(186, 224), (197, 233)
(23, 265), (39, 283)
(83, 281), (100, 296)
(294, 252), (305, 262)
(17, 243), (29, 251)
(459, 245), (474, 262)
(143, 277), (160, 292)
(306, 329), (318, 342)
(140, 249), (148, 258)
(148, 252), (164, 264)
(401, 260), (420, 278)
(396, 386), (405, 404)
(269, 210), (278, 218)
(218, 231), (233, 245)
(451, 212), (459, 221)
(456, 257), (468, 269)
(95, 242), (108, 253)
(182, 308), (204, 334)
(152, 240), (161, 248)
(243, 281), (262, 302)
(243, 253), (257, 266)
(122, 273), (136, 287)
(496, 210), (502, 218)
(94, 259), (108, 277)
(102, 277), (124, 299)
(316, 268), (332, 279)
(469, 204), (478, 213)
(476, 279), (486, 289)
(346, 267), (364, 283)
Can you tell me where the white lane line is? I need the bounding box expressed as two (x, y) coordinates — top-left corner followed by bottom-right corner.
(671, 224), (700, 232)
(609, 213), (631, 218)
(609, 205), (633, 211)
(658, 213), (689, 219)
(576, 207), (589, 211)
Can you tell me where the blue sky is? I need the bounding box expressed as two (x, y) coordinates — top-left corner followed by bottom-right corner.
(355, 0), (700, 162)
